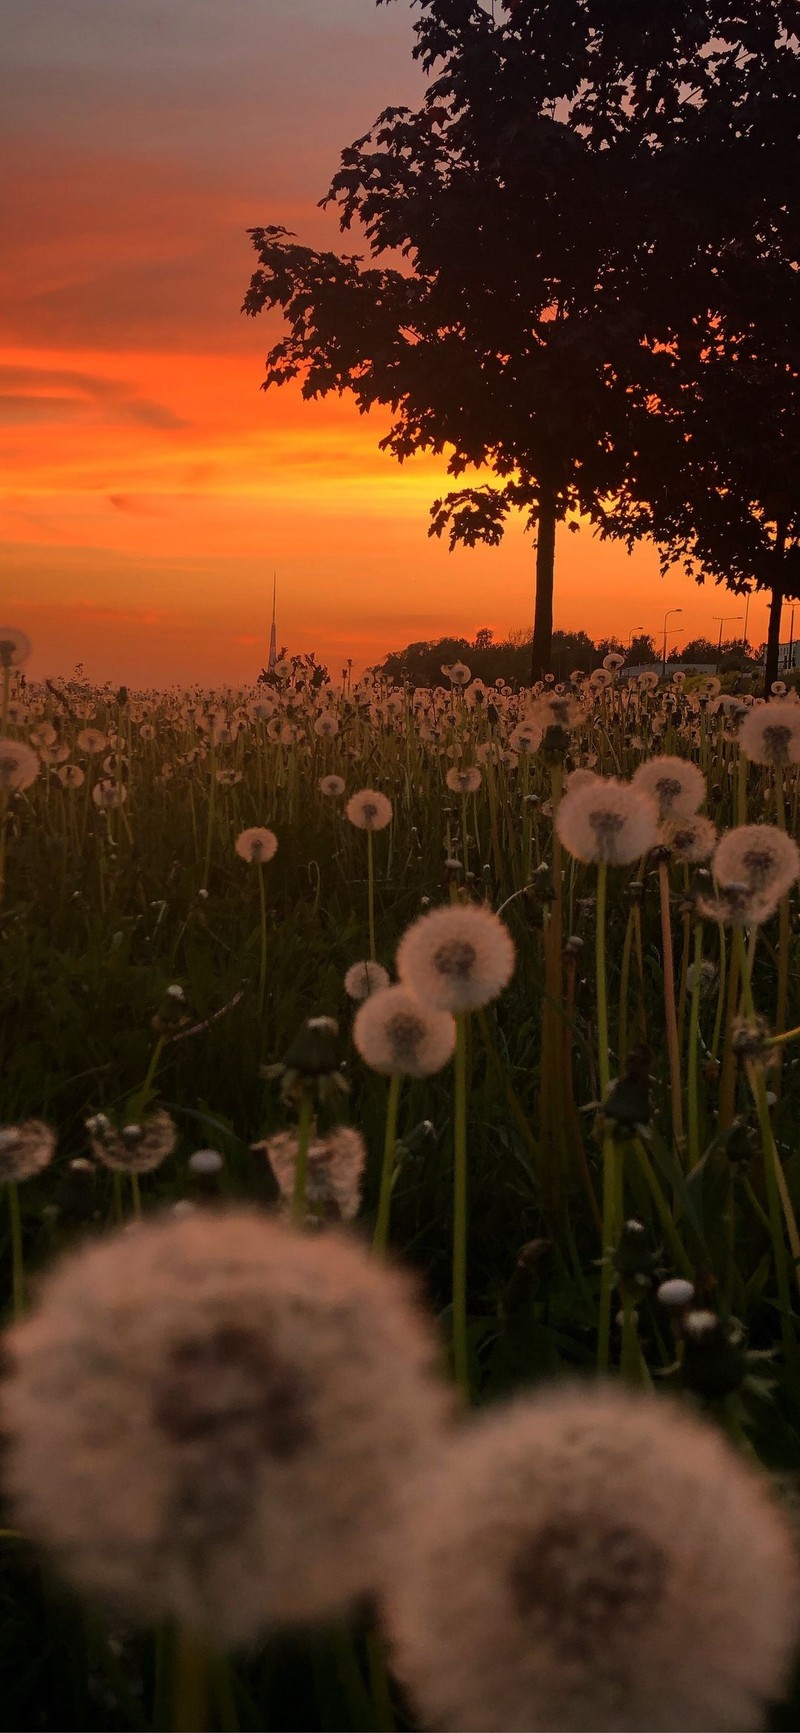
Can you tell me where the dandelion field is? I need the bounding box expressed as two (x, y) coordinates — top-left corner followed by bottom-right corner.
(4, 638), (800, 1730)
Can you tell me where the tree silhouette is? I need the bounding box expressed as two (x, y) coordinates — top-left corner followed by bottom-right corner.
(244, 1), (799, 680)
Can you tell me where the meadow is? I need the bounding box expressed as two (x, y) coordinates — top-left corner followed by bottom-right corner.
(3, 633), (800, 1731)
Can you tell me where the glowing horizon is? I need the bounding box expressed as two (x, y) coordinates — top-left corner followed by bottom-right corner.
(1, 0), (770, 689)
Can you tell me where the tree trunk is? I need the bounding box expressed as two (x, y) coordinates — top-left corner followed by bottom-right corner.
(764, 523), (788, 698)
(530, 491), (557, 684)
(764, 581), (784, 697)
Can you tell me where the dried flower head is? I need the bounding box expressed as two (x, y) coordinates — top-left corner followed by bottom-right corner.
(235, 826), (278, 864)
(345, 789), (393, 831)
(0, 1121), (56, 1183)
(354, 984), (456, 1077)
(632, 756), (706, 821)
(0, 737), (40, 792)
(319, 774), (346, 798)
(386, 1384), (799, 1733)
(86, 1109), (177, 1174)
(57, 763), (85, 790)
(259, 1126), (366, 1222)
(2, 1209), (450, 1642)
(397, 903), (515, 1013)
(714, 825), (800, 904)
(556, 777), (658, 866)
(446, 766), (482, 795)
(446, 662), (471, 686)
(343, 959), (391, 1002)
(739, 701), (800, 767)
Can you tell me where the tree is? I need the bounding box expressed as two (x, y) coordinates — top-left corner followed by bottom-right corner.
(244, 2), (799, 680)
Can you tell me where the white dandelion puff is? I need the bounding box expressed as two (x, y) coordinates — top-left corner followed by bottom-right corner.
(354, 984), (457, 1077)
(235, 827), (278, 864)
(556, 777), (658, 866)
(345, 789), (393, 831)
(397, 903), (515, 1013)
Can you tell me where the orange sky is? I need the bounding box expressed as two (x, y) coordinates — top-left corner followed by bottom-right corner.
(1, 0), (769, 688)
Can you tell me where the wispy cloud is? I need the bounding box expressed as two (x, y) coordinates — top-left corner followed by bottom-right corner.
(0, 363), (185, 428)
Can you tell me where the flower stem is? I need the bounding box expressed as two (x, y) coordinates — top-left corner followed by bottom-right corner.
(452, 1011), (470, 1397)
(172, 1626), (211, 1733)
(658, 860), (684, 1148)
(687, 921), (703, 1169)
(291, 1094), (315, 1228)
(373, 1073), (401, 1256)
(257, 860), (268, 1015)
(7, 1181), (24, 1319)
(367, 829), (376, 963)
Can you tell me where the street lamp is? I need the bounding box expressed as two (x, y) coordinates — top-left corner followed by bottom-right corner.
(661, 608), (683, 678)
(627, 625), (645, 653)
(713, 615), (743, 658)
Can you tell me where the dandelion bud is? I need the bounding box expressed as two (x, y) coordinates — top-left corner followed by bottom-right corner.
(681, 1311), (747, 1400)
(601, 1046), (651, 1137)
(613, 1218), (657, 1296)
(282, 1016), (339, 1078)
(657, 1278), (695, 1311)
(188, 1148), (223, 1175)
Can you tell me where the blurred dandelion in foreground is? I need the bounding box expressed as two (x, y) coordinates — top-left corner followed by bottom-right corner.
(86, 1109), (177, 1174)
(234, 826), (278, 864)
(386, 1384), (799, 1733)
(0, 738), (40, 792)
(344, 959), (390, 1001)
(632, 755), (705, 821)
(397, 902), (515, 1013)
(556, 776), (658, 866)
(1, 1208), (450, 1643)
(258, 1125), (366, 1222)
(0, 1121), (55, 1183)
(354, 984), (456, 1078)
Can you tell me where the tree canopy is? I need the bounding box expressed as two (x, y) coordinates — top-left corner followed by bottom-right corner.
(245, 1), (799, 683)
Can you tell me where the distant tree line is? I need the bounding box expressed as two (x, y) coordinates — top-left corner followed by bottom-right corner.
(369, 628), (766, 690)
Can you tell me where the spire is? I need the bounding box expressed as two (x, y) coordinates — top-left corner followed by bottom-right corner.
(268, 571), (277, 671)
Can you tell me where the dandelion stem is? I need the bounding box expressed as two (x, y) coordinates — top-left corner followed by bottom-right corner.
(687, 921), (704, 1170)
(291, 1093), (315, 1229)
(632, 1137), (694, 1280)
(746, 1059), (800, 1382)
(172, 1626), (211, 1733)
(658, 860), (684, 1149)
(257, 859), (268, 1015)
(452, 1011), (470, 1397)
(595, 860), (618, 1372)
(373, 1072), (401, 1256)
(618, 906), (635, 1065)
(7, 1181), (24, 1319)
(367, 829), (376, 963)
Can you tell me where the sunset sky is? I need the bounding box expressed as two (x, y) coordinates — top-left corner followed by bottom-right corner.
(2, 0), (770, 688)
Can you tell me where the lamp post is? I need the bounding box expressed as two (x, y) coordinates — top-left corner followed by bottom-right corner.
(661, 608), (683, 679)
(713, 615), (743, 662)
(743, 589), (752, 651)
(627, 625), (645, 654)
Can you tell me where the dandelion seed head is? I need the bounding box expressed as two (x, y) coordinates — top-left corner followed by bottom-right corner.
(344, 960), (391, 1002)
(345, 789), (393, 831)
(260, 1126), (366, 1222)
(0, 737), (40, 791)
(556, 777), (658, 866)
(92, 778), (127, 810)
(632, 756), (705, 821)
(386, 1384), (799, 1733)
(86, 1109), (177, 1174)
(0, 626), (32, 668)
(397, 903), (514, 1013)
(714, 825), (800, 903)
(354, 984), (456, 1077)
(77, 728), (107, 754)
(57, 763), (85, 789)
(1, 1208), (450, 1641)
(319, 774), (346, 798)
(445, 766), (482, 794)
(235, 826), (278, 864)
(739, 701), (800, 766)
(0, 1121), (56, 1183)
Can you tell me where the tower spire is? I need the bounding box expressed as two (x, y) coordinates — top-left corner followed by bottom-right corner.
(268, 571), (277, 671)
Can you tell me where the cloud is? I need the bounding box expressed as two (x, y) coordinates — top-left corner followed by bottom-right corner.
(0, 363), (185, 428)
